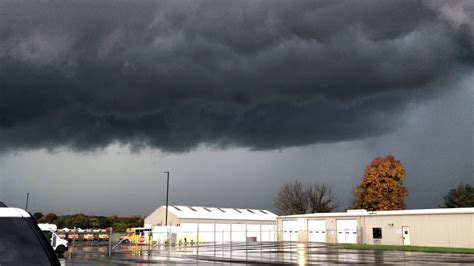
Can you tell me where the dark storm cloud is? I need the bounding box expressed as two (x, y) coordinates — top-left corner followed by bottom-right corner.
(0, 0), (473, 152)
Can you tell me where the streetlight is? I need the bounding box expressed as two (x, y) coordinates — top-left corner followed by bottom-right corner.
(164, 171), (170, 226)
(25, 192), (30, 211)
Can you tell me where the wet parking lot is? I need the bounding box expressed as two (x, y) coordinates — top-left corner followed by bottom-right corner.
(61, 242), (474, 265)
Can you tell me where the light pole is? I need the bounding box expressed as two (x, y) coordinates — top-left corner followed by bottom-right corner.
(164, 171), (170, 226)
(25, 192), (30, 211)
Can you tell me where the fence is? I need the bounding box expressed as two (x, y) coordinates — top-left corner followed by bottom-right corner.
(65, 228), (279, 258)
(65, 228), (366, 261)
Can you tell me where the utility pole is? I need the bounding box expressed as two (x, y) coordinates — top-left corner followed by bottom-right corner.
(164, 171), (170, 226)
(25, 192), (30, 211)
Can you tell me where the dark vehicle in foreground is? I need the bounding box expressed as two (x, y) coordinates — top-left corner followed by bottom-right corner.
(0, 202), (60, 265)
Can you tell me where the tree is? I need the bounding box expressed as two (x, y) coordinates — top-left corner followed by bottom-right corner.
(89, 217), (100, 228)
(71, 213), (89, 228)
(274, 180), (307, 215)
(352, 156), (407, 211)
(112, 222), (129, 232)
(33, 212), (43, 221)
(40, 213), (58, 224)
(442, 184), (474, 208)
(307, 183), (336, 213)
(274, 180), (336, 215)
(98, 216), (112, 228)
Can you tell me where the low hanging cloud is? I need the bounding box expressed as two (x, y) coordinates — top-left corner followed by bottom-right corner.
(0, 0), (473, 152)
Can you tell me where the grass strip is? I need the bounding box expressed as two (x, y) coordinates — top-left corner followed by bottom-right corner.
(335, 244), (474, 254)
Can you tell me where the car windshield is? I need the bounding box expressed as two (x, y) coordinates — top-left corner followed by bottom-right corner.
(0, 217), (52, 265)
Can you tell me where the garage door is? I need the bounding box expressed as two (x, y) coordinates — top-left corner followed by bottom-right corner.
(282, 220), (299, 241)
(215, 224), (231, 243)
(179, 223), (198, 243)
(246, 224), (260, 242)
(198, 223), (215, 243)
(307, 220), (326, 243)
(336, 220), (358, 244)
(231, 224), (246, 242)
(261, 224), (276, 242)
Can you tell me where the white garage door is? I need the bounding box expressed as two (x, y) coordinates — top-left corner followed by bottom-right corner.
(198, 223), (215, 243)
(246, 224), (260, 241)
(307, 220), (326, 243)
(261, 224), (276, 242)
(282, 220), (299, 242)
(179, 223), (198, 243)
(336, 219), (358, 244)
(231, 224), (246, 242)
(215, 224), (231, 243)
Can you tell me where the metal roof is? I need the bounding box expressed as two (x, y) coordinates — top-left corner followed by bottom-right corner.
(152, 205), (277, 221)
(279, 207), (474, 219)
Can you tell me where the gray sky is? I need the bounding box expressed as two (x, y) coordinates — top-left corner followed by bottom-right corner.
(0, 0), (473, 216)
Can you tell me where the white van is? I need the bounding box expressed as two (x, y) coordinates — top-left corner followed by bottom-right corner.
(38, 223), (68, 256)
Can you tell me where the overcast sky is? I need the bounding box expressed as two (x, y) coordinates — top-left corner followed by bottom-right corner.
(0, 0), (473, 216)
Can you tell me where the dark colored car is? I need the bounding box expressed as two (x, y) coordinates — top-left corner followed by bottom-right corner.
(0, 202), (60, 265)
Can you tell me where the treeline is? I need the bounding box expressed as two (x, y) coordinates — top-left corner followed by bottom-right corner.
(33, 212), (143, 232)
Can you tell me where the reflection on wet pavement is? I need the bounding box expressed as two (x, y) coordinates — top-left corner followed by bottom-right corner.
(62, 242), (474, 265)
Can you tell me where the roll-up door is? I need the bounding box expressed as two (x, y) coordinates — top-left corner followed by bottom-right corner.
(282, 220), (299, 241)
(336, 219), (357, 244)
(308, 220), (326, 243)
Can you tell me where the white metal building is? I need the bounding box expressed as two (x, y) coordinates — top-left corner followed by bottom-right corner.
(145, 206), (277, 243)
(277, 208), (474, 248)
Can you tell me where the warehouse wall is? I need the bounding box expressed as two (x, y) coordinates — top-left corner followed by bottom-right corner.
(178, 221), (276, 243)
(362, 213), (474, 248)
(278, 212), (474, 248)
(144, 207), (180, 227)
(278, 217), (364, 244)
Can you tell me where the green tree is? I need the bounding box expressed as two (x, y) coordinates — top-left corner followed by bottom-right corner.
(39, 213), (58, 224)
(88, 217), (100, 228)
(54, 216), (67, 228)
(442, 184), (474, 208)
(33, 212), (43, 221)
(113, 222), (129, 232)
(352, 156), (408, 211)
(71, 214), (89, 228)
(98, 216), (112, 228)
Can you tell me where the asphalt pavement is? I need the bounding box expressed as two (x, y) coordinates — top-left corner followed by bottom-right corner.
(61, 241), (474, 265)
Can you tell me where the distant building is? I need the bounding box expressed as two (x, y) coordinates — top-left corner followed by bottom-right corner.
(278, 207), (474, 248)
(145, 205), (277, 243)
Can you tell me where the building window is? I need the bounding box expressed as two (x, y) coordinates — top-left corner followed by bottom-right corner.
(372, 228), (382, 239)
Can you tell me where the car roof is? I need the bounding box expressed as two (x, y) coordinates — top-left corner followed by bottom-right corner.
(0, 202), (31, 218)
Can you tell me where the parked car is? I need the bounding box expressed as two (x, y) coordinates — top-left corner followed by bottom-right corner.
(0, 202), (60, 265)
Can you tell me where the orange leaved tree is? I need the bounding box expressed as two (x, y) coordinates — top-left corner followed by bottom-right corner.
(352, 156), (408, 211)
